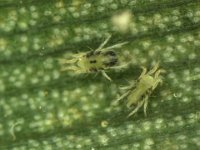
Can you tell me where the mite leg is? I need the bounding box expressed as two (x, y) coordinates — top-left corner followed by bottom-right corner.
(96, 34), (112, 51)
(58, 58), (77, 64)
(101, 70), (112, 81)
(154, 69), (166, 78)
(119, 85), (133, 90)
(60, 66), (82, 74)
(127, 100), (145, 118)
(10, 122), (21, 141)
(71, 53), (84, 57)
(143, 95), (149, 117)
(58, 52), (84, 64)
(101, 42), (128, 51)
(152, 78), (163, 90)
(138, 66), (147, 79)
(116, 90), (130, 102)
(148, 62), (159, 75)
(110, 62), (130, 70)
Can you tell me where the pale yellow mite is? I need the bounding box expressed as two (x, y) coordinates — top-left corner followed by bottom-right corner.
(58, 35), (128, 81)
(116, 63), (165, 117)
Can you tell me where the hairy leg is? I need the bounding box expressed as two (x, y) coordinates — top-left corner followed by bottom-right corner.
(148, 62), (159, 75)
(101, 70), (112, 81)
(152, 79), (163, 90)
(96, 34), (111, 51)
(127, 100), (144, 118)
(143, 95), (149, 117)
(58, 58), (78, 64)
(119, 84), (134, 90)
(110, 62), (130, 70)
(138, 66), (147, 80)
(116, 91), (130, 102)
(154, 69), (165, 78)
(60, 66), (82, 74)
(101, 42), (128, 51)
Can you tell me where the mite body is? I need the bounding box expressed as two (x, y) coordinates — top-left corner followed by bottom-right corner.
(83, 50), (118, 72)
(116, 63), (165, 117)
(59, 35), (128, 81)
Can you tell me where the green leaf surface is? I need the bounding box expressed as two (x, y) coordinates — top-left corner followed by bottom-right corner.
(0, 0), (200, 149)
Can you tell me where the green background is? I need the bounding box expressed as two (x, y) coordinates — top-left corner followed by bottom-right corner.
(0, 0), (199, 149)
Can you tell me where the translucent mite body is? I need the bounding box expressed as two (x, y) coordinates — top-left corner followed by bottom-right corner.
(116, 63), (165, 117)
(79, 50), (118, 72)
(59, 35), (128, 81)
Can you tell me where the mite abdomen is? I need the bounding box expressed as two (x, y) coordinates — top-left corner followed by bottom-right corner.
(102, 50), (118, 67)
(127, 89), (141, 107)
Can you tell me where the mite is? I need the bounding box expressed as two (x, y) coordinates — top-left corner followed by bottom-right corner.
(59, 35), (128, 81)
(116, 63), (165, 117)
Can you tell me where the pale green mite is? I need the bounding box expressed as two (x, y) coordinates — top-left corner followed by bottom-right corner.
(58, 35), (128, 81)
(116, 63), (165, 117)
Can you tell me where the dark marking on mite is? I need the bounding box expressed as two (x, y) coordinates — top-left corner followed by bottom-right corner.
(103, 50), (116, 57)
(103, 58), (118, 67)
(90, 60), (97, 64)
